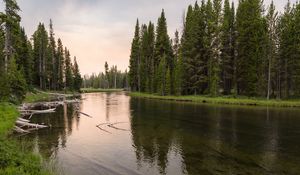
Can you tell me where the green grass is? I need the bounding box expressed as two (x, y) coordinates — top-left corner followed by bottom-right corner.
(24, 92), (52, 103)
(129, 92), (300, 108)
(81, 88), (124, 93)
(0, 103), (55, 175)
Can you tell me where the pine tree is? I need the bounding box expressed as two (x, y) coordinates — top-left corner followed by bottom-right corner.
(154, 9), (174, 94)
(129, 19), (140, 91)
(236, 0), (268, 96)
(57, 38), (64, 90)
(32, 23), (49, 90)
(139, 24), (148, 92)
(49, 19), (57, 90)
(3, 0), (21, 73)
(156, 56), (167, 96)
(64, 48), (73, 90)
(207, 0), (222, 96)
(221, 0), (236, 95)
(105, 61), (109, 88)
(266, 1), (278, 99)
(7, 57), (26, 103)
(73, 57), (82, 92)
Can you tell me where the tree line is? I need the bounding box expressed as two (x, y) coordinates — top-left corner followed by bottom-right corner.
(129, 0), (300, 99)
(83, 62), (129, 89)
(0, 0), (82, 103)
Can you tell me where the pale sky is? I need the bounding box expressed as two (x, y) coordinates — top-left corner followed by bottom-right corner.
(0, 0), (297, 75)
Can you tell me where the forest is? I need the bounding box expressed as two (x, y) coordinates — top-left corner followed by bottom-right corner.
(0, 0), (82, 104)
(129, 0), (300, 99)
(82, 62), (129, 89)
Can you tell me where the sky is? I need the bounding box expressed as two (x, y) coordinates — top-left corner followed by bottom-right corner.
(0, 0), (297, 75)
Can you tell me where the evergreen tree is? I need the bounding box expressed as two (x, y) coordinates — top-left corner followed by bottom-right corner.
(139, 24), (148, 92)
(32, 23), (49, 90)
(221, 0), (236, 95)
(129, 19), (140, 91)
(64, 48), (73, 90)
(57, 38), (64, 90)
(7, 57), (26, 103)
(266, 1), (278, 99)
(236, 0), (268, 96)
(2, 0), (21, 72)
(49, 19), (57, 90)
(154, 9), (174, 94)
(73, 57), (82, 91)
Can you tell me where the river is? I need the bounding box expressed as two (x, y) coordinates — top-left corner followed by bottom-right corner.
(21, 92), (300, 175)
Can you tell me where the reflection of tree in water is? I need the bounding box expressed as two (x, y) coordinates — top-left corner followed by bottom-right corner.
(129, 98), (300, 175)
(130, 98), (179, 174)
(21, 103), (81, 159)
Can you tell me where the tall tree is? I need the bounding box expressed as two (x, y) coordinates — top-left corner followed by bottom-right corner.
(73, 57), (82, 91)
(236, 0), (268, 96)
(129, 19), (140, 91)
(57, 38), (64, 90)
(32, 23), (49, 90)
(266, 1), (278, 99)
(3, 0), (20, 72)
(221, 0), (236, 95)
(64, 48), (73, 90)
(49, 19), (57, 90)
(154, 9), (174, 94)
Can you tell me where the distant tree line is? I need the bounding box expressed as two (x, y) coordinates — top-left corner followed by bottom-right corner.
(0, 0), (82, 103)
(129, 0), (300, 99)
(83, 62), (129, 89)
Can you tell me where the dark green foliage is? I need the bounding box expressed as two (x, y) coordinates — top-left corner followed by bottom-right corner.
(73, 57), (82, 92)
(64, 48), (73, 90)
(236, 0), (268, 96)
(221, 0), (236, 95)
(56, 38), (64, 90)
(129, 20), (140, 91)
(154, 10), (174, 94)
(83, 63), (129, 90)
(7, 57), (26, 104)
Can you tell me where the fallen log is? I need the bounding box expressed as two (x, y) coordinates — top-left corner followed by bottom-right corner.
(16, 121), (48, 129)
(14, 126), (30, 133)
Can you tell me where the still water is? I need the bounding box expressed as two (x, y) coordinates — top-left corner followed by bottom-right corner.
(23, 92), (300, 175)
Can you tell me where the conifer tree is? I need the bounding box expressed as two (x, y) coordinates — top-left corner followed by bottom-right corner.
(236, 0), (268, 96)
(73, 57), (82, 92)
(266, 1), (278, 99)
(64, 48), (73, 90)
(139, 24), (148, 92)
(129, 19), (140, 91)
(154, 9), (174, 94)
(3, 0), (21, 72)
(49, 19), (57, 90)
(57, 38), (64, 90)
(221, 0), (236, 95)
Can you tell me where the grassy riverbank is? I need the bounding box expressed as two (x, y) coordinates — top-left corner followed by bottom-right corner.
(130, 92), (300, 108)
(0, 102), (53, 175)
(81, 88), (124, 93)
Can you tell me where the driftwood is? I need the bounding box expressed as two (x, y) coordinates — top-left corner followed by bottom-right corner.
(15, 120), (48, 129)
(96, 123), (112, 134)
(14, 126), (30, 133)
(79, 111), (93, 118)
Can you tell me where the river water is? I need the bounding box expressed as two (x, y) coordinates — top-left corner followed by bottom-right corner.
(22, 92), (300, 175)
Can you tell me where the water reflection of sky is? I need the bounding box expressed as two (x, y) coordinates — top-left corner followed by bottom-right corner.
(21, 92), (300, 175)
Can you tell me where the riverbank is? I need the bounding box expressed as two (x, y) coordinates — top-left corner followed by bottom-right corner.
(0, 102), (53, 175)
(129, 92), (300, 108)
(81, 88), (124, 93)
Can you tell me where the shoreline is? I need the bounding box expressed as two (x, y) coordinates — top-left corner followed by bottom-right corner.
(129, 92), (300, 108)
(81, 88), (124, 93)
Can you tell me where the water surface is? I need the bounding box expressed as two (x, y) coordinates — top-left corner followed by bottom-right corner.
(23, 92), (300, 175)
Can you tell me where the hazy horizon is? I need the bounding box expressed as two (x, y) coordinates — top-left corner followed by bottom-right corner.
(0, 0), (296, 75)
